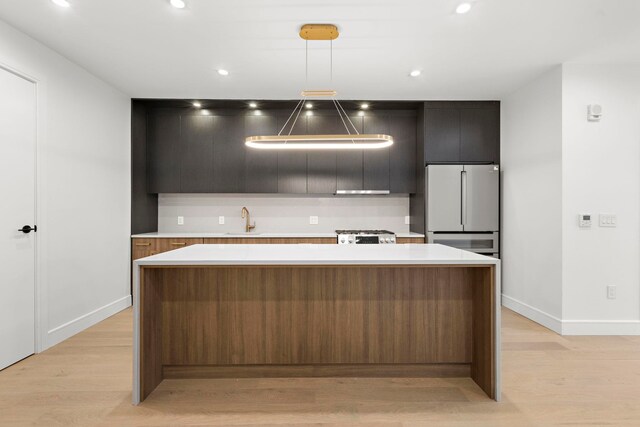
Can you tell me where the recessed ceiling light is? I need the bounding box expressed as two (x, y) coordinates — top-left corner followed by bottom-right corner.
(170, 0), (186, 9)
(305, 110), (313, 116)
(409, 70), (422, 77)
(305, 103), (313, 109)
(192, 101), (201, 108)
(51, 0), (70, 7)
(248, 102), (258, 108)
(217, 69), (229, 76)
(361, 103), (369, 109)
(456, 2), (472, 14)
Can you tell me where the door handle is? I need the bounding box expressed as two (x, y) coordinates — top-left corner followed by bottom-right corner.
(19, 225), (37, 234)
(461, 171), (467, 227)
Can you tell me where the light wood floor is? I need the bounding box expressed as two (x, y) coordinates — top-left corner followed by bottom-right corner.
(1, 308), (639, 427)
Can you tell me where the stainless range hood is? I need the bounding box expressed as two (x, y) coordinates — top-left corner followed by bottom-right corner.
(335, 190), (390, 195)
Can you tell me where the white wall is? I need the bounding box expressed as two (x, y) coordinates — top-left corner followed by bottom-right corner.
(158, 194), (410, 234)
(502, 63), (640, 335)
(0, 19), (131, 350)
(501, 66), (564, 332)
(561, 63), (640, 334)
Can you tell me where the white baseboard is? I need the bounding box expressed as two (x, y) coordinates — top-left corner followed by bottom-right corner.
(561, 320), (640, 336)
(45, 295), (131, 350)
(501, 294), (563, 334)
(502, 294), (640, 336)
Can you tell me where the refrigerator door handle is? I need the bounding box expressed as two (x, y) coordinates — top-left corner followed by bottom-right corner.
(461, 170), (467, 227)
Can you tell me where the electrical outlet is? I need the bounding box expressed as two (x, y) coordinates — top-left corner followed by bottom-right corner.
(405, 215), (411, 225)
(607, 285), (617, 300)
(309, 216), (319, 225)
(218, 216), (225, 225)
(177, 216), (184, 225)
(599, 214), (617, 227)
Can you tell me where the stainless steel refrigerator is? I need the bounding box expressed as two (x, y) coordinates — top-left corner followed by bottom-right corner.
(426, 164), (500, 257)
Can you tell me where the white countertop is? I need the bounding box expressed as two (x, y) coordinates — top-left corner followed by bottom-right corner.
(131, 231), (426, 239)
(134, 243), (497, 266)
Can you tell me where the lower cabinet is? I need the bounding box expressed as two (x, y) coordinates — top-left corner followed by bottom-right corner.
(396, 237), (426, 244)
(204, 237), (336, 244)
(131, 239), (159, 260)
(131, 238), (204, 260)
(132, 236), (424, 263)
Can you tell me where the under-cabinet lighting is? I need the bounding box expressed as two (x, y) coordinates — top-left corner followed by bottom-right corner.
(170, 0), (186, 9)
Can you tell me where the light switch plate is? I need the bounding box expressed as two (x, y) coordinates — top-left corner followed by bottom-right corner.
(607, 285), (617, 299)
(405, 215), (411, 225)
(218, 216), (225, 225)
(599, 214), (617, 227)
(177, 216), (184, 225)
(309, 216), (319, 225)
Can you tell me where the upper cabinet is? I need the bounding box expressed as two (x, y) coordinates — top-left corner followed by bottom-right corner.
(144, 103), (419, 194)
(389, 115), (417, 193)
(147, 110), (181, 193)
(244, 114), (279, 193)
(213, 114), (246, 193)
(423, 101), (500, 164)
(180, 115), (214, 193)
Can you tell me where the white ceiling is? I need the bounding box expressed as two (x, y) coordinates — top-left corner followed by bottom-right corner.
(1, 0), (639, 100)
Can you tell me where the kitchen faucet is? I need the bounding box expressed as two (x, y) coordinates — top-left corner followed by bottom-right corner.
(241, 206), (256, 233)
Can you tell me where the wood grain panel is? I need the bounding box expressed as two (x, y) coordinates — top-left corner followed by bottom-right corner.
(131, 239), (159, 260)
(471, 265), (495, 399)
(157, 266), (476, 366)
(203, 238), (336, 244)
(155, 238), (203, 253)
(396, 237), (425, 244)
(140, 268), (163, 400)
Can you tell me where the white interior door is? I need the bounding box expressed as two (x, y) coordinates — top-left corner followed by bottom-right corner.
(0, 67), (36, 370)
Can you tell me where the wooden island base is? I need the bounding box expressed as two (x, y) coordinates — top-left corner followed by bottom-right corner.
(136, 264), (496, 402)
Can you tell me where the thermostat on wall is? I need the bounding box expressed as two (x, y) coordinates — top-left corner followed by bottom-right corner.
(578, 213), (592, 228)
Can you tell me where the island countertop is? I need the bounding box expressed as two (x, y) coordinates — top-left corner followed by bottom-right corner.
(134, 243), (498, 266)
(133, 243), (501, 405)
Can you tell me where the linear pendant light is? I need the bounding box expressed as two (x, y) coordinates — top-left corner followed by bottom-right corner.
(245, 24), (394, 151)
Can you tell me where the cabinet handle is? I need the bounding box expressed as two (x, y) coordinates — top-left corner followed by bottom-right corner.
(135, 243), (151, 246)
(170, 242), (187, 246)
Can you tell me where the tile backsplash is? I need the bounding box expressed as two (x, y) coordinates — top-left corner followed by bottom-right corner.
(158, 194), (410, 233)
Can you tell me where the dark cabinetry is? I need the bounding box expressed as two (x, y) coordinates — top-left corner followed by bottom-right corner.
(244, 114), (278, 193)
(144, 105), (418, 194)
(147, 110), (181, 193)
(307, 115), (338, 194)
(213, 115), (245, 192)
(423, 102), (499, 164)
(180, 115), (214, 192)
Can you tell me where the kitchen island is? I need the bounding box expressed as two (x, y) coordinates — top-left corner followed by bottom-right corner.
(133, 244), (500, 404)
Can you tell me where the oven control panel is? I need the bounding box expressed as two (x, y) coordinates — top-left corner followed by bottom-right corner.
(337, 233), (396, 244)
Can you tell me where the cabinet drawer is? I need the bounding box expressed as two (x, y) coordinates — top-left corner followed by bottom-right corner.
(396, 237), (425, 244)
(155, 238), (203, 253)
(131, 239), (158, 260)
